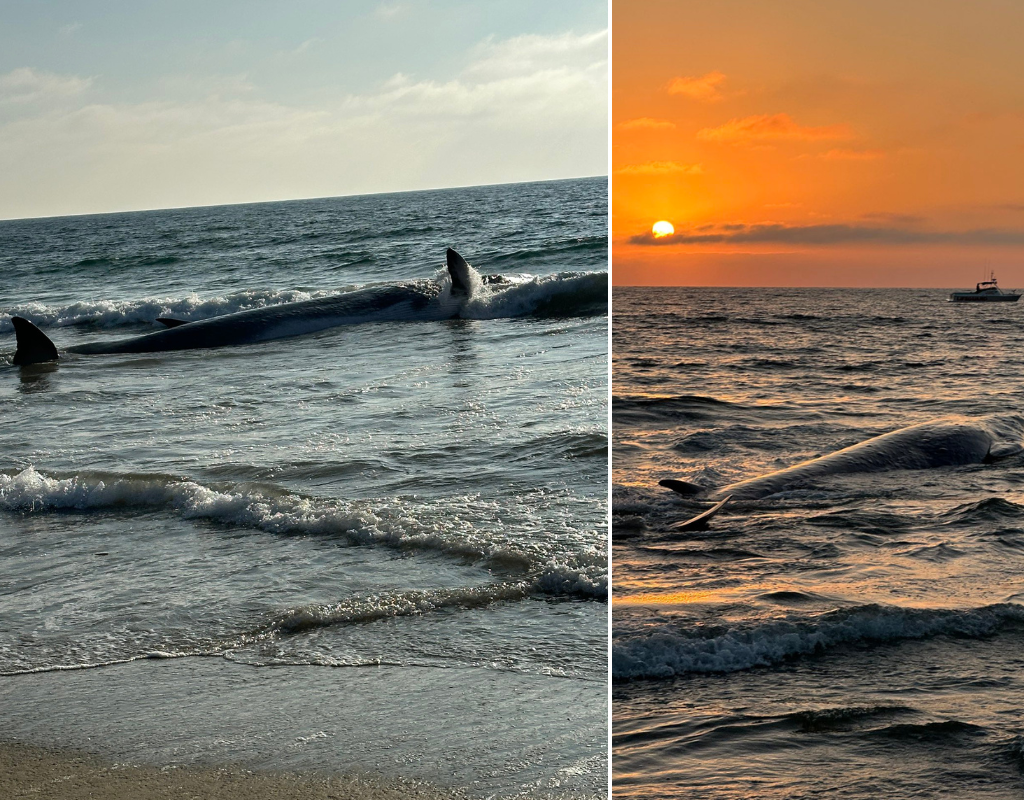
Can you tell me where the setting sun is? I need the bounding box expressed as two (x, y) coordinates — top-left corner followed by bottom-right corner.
(652, 220), (674, 238)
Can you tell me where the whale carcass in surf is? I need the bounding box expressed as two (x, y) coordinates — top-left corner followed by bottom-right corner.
(659, 415), (1024, 530)
(11, 248), (478, 366)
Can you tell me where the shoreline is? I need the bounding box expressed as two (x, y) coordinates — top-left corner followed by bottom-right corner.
(0, 739), (466, 800)
(0, 657), (606, 799)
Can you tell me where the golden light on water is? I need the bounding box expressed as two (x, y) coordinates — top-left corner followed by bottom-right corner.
(652, 220), (675, 238)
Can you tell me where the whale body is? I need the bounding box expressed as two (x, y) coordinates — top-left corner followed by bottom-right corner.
(12, 248), (477, 365)
(660, 415), (1024, 521)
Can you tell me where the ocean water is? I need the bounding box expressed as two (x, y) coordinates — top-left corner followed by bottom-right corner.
(0, 177), (608, 798)
(613, 287), (1024, 799)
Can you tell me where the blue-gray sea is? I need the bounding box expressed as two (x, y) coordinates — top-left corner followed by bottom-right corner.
(613, 287), (1024, 800)
(0, 177), (608, 799)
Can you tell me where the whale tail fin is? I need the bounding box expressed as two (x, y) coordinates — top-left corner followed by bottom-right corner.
(446, 248), (474, 297)
(11, 317), (59, 365)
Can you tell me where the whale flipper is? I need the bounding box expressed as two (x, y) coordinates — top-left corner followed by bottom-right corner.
(11, 317), (59, 365)
(156, 317), (190, 328)
(446, 248), (474, 297)
(670, 496), (731, 532)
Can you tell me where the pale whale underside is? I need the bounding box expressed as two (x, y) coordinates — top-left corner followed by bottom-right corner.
(11, 248), (476, 365)
(660, 416), (1024, 528)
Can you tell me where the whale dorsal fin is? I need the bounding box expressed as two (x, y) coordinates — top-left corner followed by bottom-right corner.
(156, 317), (189, 328)
(11, 317), (59, 365)
(446, 248), (473, 297)
(659, 478), (705, 496)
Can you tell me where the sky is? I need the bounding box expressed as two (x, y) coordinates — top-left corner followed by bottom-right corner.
(0, 0), (607, 219)
(613, 0), (1024, 287)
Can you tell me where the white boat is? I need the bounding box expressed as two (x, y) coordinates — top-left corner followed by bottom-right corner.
(949, 272), (1020, 302)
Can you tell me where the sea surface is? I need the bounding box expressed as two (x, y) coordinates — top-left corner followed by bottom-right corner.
(0, 177), (608, 798)
(613, 287), (1024, 799)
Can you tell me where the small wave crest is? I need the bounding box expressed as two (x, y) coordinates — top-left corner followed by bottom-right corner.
(612, 602), (1024, 680)
(0, 289), (337, 333)
(268, 583), (533, 635)
(0, 467), (605, 599)
(462, 271), (607, 319)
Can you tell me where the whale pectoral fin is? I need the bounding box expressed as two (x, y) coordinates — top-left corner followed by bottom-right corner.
(11, 317), (59, 365)
(669, 496), (732, 532)
(446, 248), (473, 297)
(659, 478), (706, 497)
(156, 317), (190, 328)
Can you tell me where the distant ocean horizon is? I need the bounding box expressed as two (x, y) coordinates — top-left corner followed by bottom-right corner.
(2, 173), (609, 223)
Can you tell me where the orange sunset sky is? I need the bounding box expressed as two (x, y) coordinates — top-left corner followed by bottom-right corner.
(613, 0), (1024, 287)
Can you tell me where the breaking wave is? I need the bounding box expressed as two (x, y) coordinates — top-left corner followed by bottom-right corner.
(0, 289), (336, 333)
(612, 602), (1024, 680)
(465, 270), (607, 319)
(0, 467), (606, 600)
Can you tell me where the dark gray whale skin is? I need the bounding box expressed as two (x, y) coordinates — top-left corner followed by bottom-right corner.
(68, 283), (451, 355)
(12, 249), (475, 364)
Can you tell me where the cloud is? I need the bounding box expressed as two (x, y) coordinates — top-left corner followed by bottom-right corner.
(465, 29), (606, 81)
(58, 22), (83, 37)
(628, 222), (1024, 246)
(374, 3), (406, 18)
(615, 161), (703, 175)
(293, 37), (323, 54)
(617, 117), (675, 131)
(0, 30), (607, 217)
(0, 67), (92, 103)
(817, 148), (885, 160)
(667, 71), (726, 102)
(861, 212), (925, 224)
(697, 113), (851, 144)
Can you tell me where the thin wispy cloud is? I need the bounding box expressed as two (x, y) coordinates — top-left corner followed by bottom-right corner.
(293, 37), (323, 54)
(698, 113), (851, 144)
(617, 117), (675, 131)
(465, 29), (606, 81)
(615, 161), (703, 175)
(667, 70), (727, 102)
(374, 2), (406, 19)
(861, 212), (925, 224)
(0, 67), (92, 103)
(817, 148), (885, 160)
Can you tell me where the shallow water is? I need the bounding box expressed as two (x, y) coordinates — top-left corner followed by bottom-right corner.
(613, 287), (1024, 799)
(0, 177), (608, 798)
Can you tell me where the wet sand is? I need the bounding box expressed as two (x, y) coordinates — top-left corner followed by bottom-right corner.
(0, 740), (464, 800)
(0, 658), (606, 798)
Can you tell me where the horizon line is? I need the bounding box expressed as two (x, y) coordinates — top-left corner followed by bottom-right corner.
(0, 173), (609, 224)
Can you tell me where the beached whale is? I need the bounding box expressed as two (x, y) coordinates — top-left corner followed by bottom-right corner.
(11, 248), (478, 366)
(660, 415), (1024, 529)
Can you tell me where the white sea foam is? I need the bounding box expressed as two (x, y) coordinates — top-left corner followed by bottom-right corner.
(462, 271), (607, 319)
(0, 290), (337, 333)
(0, 467), (605, 598)
(612, 602), (1024, 679)
(268, 583), (534, 634)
